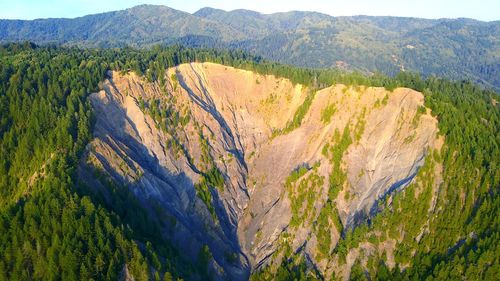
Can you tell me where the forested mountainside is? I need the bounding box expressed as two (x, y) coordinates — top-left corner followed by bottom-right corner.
(0, 43), (498, 280)
(0, 4), (499, 90)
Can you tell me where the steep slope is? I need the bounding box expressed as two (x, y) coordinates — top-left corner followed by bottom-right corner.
(78, 62), (439, 279)
(1, 43), (497, 281)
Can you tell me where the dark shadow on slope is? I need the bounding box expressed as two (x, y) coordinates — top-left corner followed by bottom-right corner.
(78, 80), (251, 280)
(345, 169), (420, 233)
(176, 63), (248, 172)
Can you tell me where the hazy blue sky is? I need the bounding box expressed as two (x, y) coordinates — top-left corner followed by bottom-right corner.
(1, 0), (499, 21)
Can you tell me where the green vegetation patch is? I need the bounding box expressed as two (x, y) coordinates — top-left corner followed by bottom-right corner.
(285, 163), (324, 228)
(322, 126), (353, 201)
(321, 103), (337, 124)
(273, 90), (317, 136)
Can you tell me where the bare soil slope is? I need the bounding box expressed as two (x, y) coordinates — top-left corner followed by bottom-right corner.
(79, 63), (439, 280)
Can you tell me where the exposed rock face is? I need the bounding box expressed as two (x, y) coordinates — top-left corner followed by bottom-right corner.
(78, 63), (439, 280)
(342, 88), (438, 226)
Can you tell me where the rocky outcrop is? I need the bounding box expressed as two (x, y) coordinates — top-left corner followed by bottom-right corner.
(341, 88), (438, 226)
(78, 63), (439, 280)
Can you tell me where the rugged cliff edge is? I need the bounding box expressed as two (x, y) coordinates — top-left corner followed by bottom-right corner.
(78, 63), (439, 280)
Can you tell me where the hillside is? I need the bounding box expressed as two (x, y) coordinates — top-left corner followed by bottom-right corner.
(0, 44), (498, 280)
(0, 4), (499, 90)
(78, 63), (441, 279)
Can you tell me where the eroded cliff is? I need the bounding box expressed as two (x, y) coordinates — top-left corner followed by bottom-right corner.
(78, 63), (440, 280)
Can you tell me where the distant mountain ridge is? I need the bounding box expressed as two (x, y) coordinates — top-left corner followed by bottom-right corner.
(1, 4), (499, 89)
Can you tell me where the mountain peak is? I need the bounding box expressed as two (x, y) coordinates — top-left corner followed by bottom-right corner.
(125, 4), (186, 15)
(193, 7), (226, 17)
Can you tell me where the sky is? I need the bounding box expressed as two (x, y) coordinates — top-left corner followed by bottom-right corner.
(0, 0), (499, 21)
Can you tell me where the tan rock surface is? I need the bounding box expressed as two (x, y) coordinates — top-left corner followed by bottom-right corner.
(79, 63), (439, 280)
